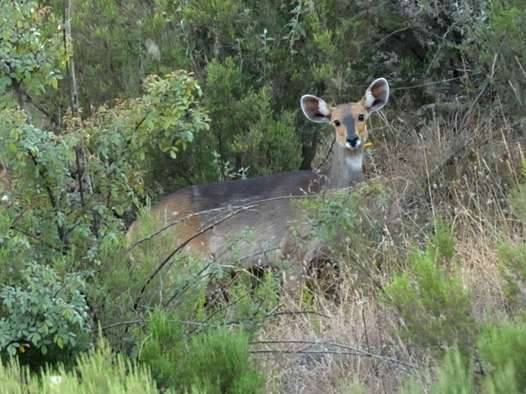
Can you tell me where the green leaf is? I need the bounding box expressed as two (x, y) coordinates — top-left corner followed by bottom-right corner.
(7, 345), (17, 356)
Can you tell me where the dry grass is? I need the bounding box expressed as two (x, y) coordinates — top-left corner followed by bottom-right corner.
(256, 107), (526, 393)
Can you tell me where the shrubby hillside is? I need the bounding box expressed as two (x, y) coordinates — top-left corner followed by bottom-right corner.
(1, 0), (526, 392)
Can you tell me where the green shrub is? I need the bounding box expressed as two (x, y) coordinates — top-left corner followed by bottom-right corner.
(498, 163), (526, 306)
(0, 68), (209, 368)
(0, 262), (91, 368)
(138, 311), (266, 393)
(185, 326), (265, 394)
(498, 241), (526, 305)
(461, 0), (526, 119)
(398, 346), (474, 394)
(382, 221), (475, 353)
(0, 338), (168, 394)
(478, 320), (526, 393)
(401, 321), (526, 394)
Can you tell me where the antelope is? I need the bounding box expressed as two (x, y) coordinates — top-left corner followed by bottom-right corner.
(127, 78), (389, 295)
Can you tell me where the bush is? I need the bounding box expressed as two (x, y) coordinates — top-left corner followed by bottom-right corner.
(0, 70), (209, 370)
(498, 159), (526, 307)
(400, 320), (526, 394)
(478, 320), (526, 393)
(461, 0), (526, 119)
(0, 338), (167, 394)
(138, 311), (266, 393)
(382, 221), (476, 353)
(0, 262), (91, 368)
(398, 345), (474, 394)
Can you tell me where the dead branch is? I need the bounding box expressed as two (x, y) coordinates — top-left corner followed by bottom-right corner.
(250, 339), (421, 373)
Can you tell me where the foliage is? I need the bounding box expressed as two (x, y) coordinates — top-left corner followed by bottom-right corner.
(478, 320), (526, 393)
(0, 70), (208, 369)
(0, 70), (207, 257)
(201, 58), (302, 179)
(2, 0), (526, 390)
(398, 345), (475, 394)
(79, 70), (209, 203)
(400, 320), (526, 394)
(138, 311), (266, 393)
(0, 338), (169, 394)
(498, 241), (526, 306)
(14, 0), (517, 194)
(499, 159), (526, 306)
(0, 0), (67, 108)
(382, 221), (476, 353)
(460, 0), (526, 118)
(426, 348), (474, 394)
(0, 262), (91, 366)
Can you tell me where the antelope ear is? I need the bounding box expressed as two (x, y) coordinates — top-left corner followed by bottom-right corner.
(301, 95), (332, 123)
(364, 78), (389, 113)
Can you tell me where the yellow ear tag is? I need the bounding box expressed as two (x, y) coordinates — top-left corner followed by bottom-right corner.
(364, 142), (373, 148)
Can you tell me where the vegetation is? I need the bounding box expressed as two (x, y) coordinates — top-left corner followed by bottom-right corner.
(1, 0), (526, 392)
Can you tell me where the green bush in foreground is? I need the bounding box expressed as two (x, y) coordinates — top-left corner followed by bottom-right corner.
(0, 339), (165, 394)
(1, 318), (266, 393)
(382, 221), (476, 354)
(0, 262), (92, 368)
(498, 163), (526, 307)
(404, 320), (526, 394)
(138, 311), (265, 394)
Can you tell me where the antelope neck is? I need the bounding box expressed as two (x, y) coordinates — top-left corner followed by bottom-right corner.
(325, 143), (364, 189)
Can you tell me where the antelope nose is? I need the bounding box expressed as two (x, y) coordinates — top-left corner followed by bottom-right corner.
(347, 136), (359, 147)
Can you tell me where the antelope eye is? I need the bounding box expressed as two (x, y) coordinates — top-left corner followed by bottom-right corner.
(358, 114), (365, 122)
(333, 120), (341, 127)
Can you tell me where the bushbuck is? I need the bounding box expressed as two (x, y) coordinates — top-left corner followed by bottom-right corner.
(127, 78), (389, 295)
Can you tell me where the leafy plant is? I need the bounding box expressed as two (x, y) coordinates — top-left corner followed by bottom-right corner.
(0, 0), (67, 107)
(382, 221), (475, 353)
(478, 320), (526, 393)
(498, 156), (526, 307)
(0, 338), (167, 394)
(400, 320), (526, 394)
(138, 311), (266, 393)
(0, 262), (91, 364)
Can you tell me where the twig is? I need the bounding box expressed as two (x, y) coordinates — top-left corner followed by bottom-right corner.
(101, 319), (146, 331)
(250, 339), (420, 372)
(372, 27), (412, 48)
(268, 310), (330, 319)
(101, 318), (214, 331)
(362, 307), (371, 352)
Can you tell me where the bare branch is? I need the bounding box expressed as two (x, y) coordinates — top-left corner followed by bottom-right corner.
(249, 339), (421, 372)
(268, 310), (331, 319)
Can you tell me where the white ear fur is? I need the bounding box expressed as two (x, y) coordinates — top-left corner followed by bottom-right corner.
(301, 95), (332, 123)
(364, 78), (389, 113)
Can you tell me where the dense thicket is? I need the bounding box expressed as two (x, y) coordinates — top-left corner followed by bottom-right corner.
(1, 0), (526, 392)
(9, 0), (526, 191)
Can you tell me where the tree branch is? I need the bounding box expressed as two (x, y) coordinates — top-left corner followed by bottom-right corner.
(249, 339), (421, 373)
